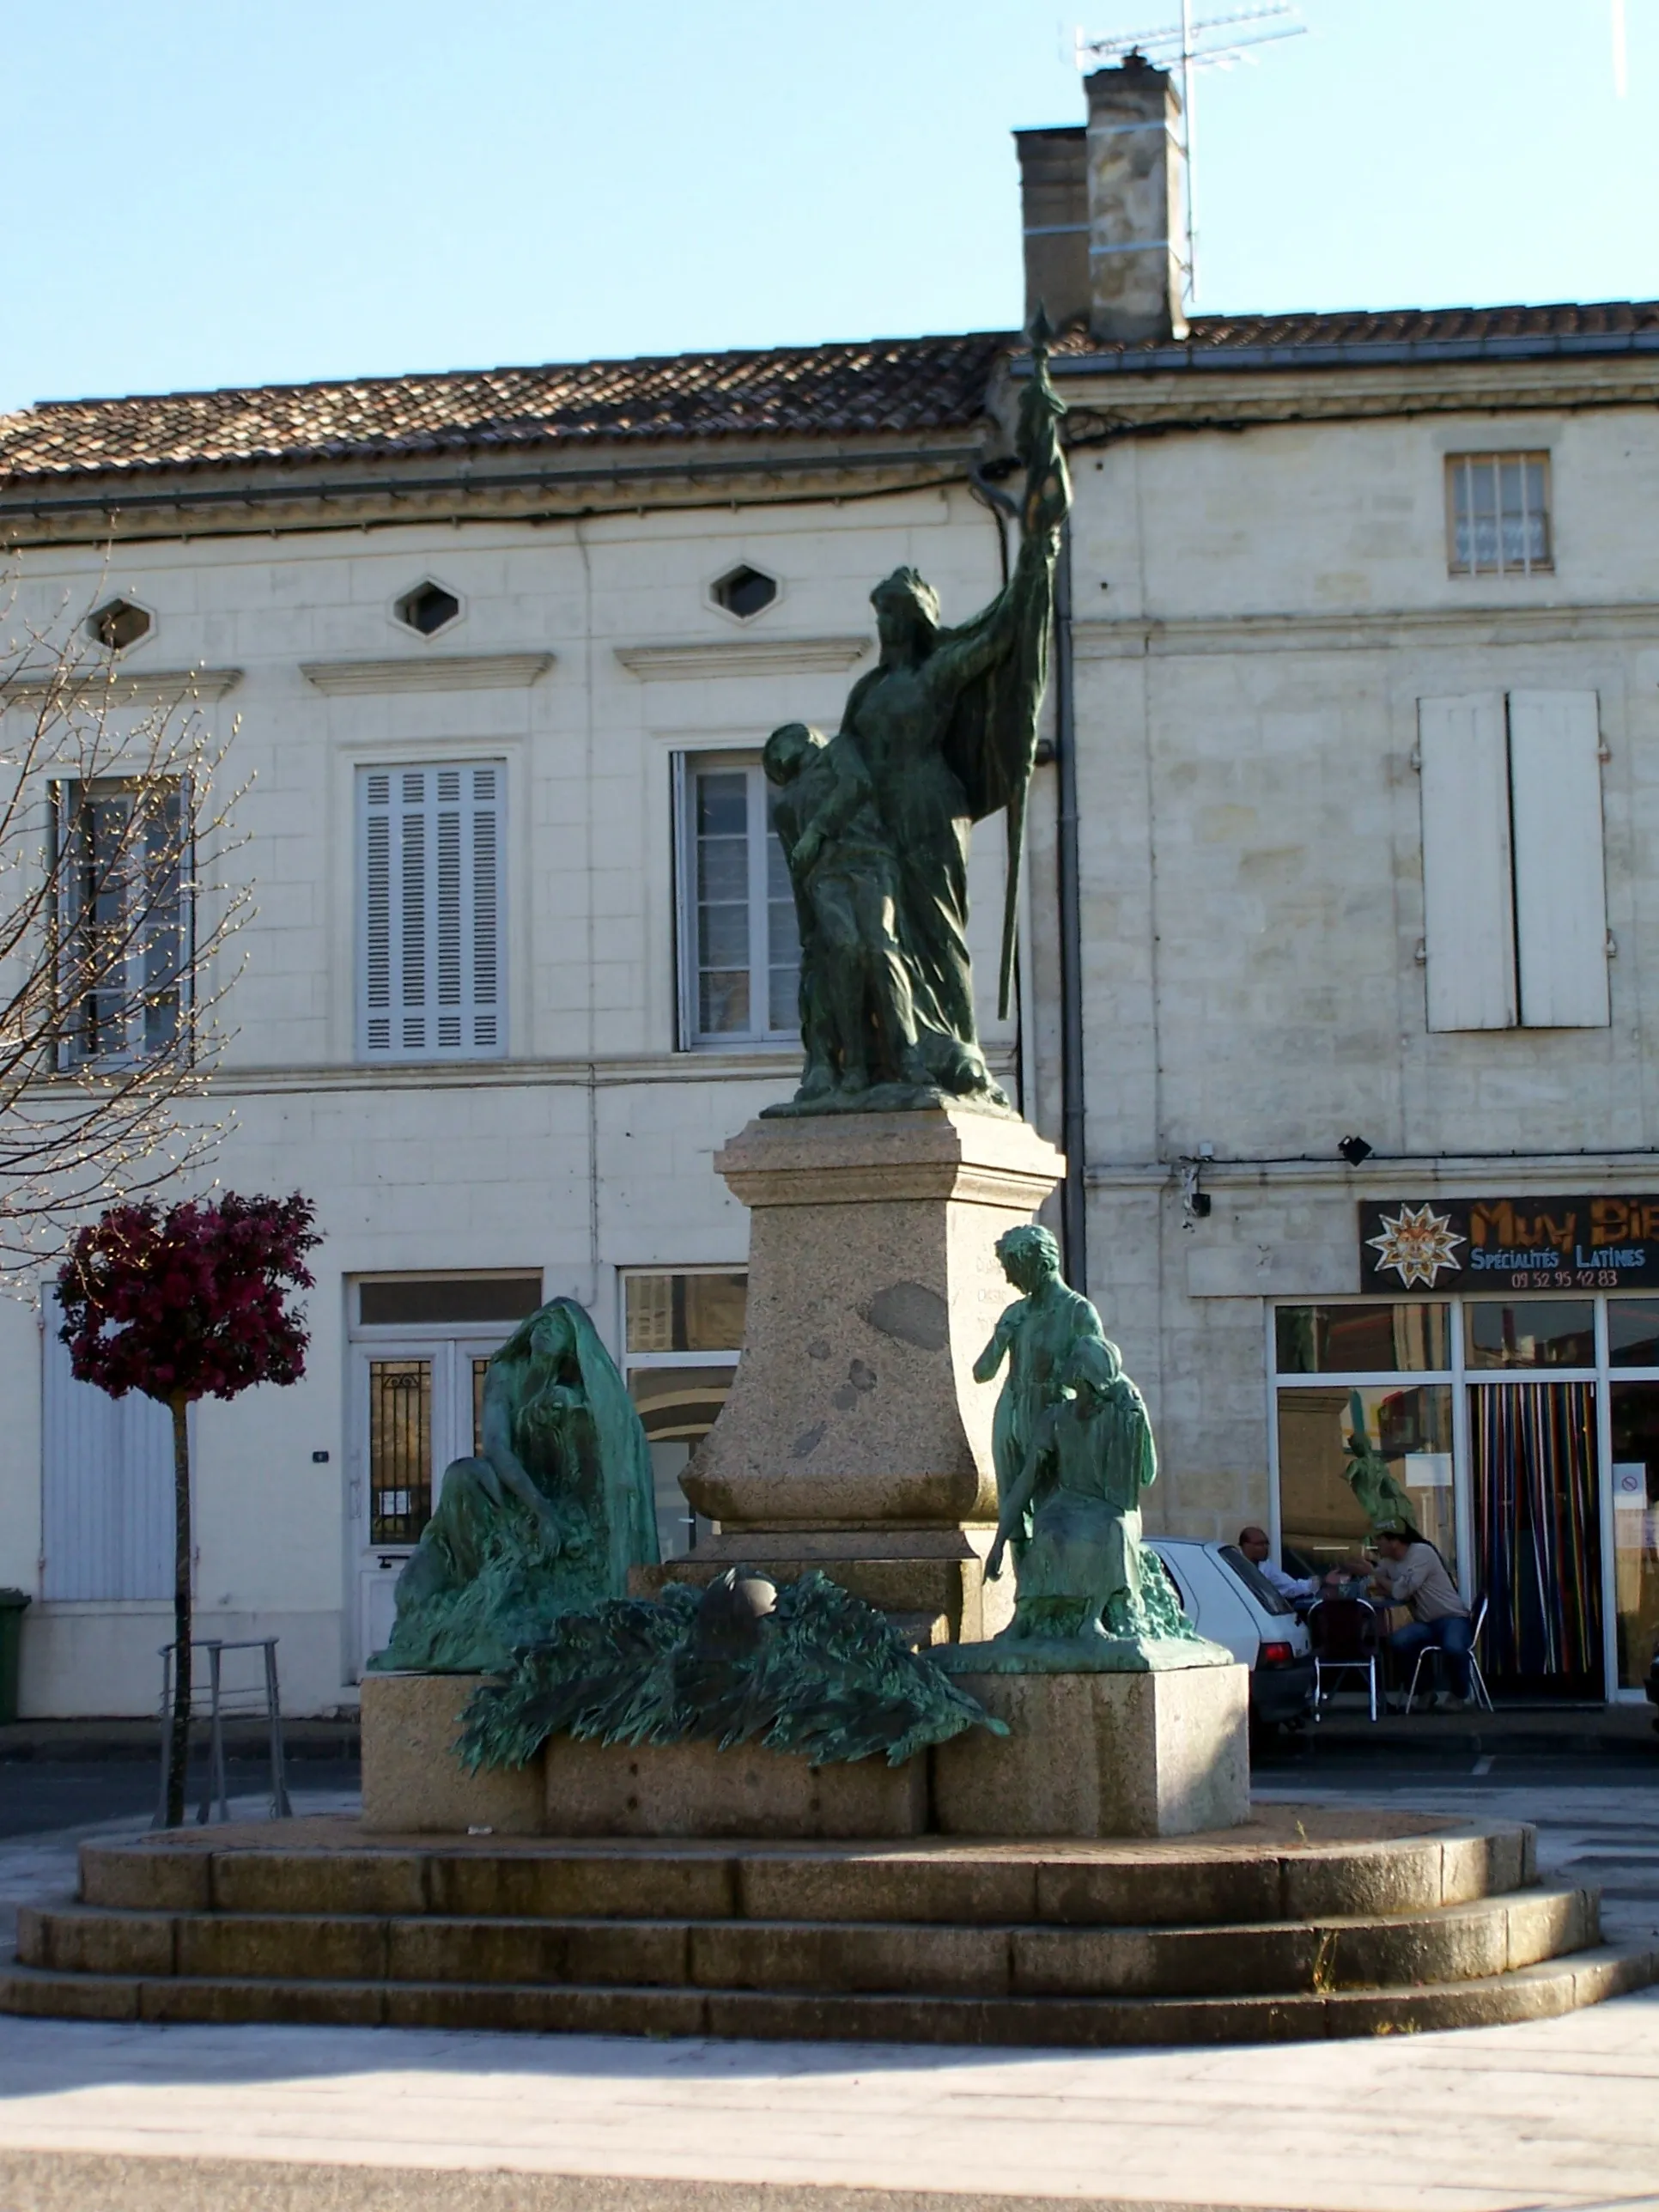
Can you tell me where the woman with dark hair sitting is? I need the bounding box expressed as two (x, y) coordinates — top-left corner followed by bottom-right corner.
(1369, 1520), (1474, 1710)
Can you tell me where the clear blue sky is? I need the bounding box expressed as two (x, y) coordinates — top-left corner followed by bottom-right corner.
(3, 0), (1655, 415)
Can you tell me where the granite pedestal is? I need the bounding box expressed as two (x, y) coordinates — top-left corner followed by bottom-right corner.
(933, 1663), (1251, 1838)
(362, 1661), (1248, 1842)
(663, 1108), (1065, 1643)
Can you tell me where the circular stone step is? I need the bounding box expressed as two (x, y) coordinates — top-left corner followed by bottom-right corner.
(74, 1803), (1537, 1928)
(15, 1884), (1600, 1999)
(0, 1947), (1652, 2045)
(4, 1804), (1646, 2045)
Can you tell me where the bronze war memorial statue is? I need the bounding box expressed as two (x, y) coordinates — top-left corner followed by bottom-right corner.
(370, 1297), (659, 1675)
(763, 328), (1071, 1115)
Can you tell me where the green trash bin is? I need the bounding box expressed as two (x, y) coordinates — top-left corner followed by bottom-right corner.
(0, 1589), (30, 1723)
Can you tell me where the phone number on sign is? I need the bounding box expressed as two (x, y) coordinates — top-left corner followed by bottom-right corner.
(1507, 1269), (1625, 1288)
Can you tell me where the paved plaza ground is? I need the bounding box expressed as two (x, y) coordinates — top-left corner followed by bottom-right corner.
(0, 1747), (1656, 2212)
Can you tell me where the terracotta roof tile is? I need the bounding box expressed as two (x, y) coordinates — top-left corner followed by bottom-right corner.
(4, 301), (1656, 488)
(0, 333), (1013, 488)
(1050, 298), (1659, 359)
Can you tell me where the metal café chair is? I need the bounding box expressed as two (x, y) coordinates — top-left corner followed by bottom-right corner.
(1306, 1595), (1383, 1723)
(1404, 1596), (1493, 1715)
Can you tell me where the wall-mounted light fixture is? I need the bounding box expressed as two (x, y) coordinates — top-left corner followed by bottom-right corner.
(1338, 1134), (1374, 1167)
(1179, 1158), (1212, 1229)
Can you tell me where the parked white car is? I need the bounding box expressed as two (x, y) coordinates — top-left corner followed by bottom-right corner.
(1146, 1537), (1316, 1729)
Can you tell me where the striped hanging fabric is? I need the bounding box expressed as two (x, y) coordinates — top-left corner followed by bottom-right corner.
(1472, 1382), (1601, 1684)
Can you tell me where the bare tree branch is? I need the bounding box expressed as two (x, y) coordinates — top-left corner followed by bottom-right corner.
(0, 555), (252, 1273)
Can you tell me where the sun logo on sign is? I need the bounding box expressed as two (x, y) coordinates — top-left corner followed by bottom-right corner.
(1367, 1205), (1466, 1289)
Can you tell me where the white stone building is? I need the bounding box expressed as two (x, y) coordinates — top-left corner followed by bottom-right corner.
(3, 52), (1658, 1712)
(1024, 58), (1659, 1707)
(0, 343), (1026, 1717)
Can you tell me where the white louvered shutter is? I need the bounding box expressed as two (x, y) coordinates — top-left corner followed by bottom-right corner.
(40, 1305), (173, 1601)
(1418, 694), (1516, 1032)
(1508, 690), (1610, 1029)
(360, 764), (504, 1058)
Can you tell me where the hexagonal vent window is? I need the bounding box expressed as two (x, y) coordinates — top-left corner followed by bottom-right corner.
(711, 565), (778, 620)
(88, 599), (152, 651)
(394, 581), (462, 636)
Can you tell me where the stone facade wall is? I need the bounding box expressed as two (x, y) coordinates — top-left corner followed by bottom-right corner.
(1061, 400), (1659, 1545)
(0, 487), (1025, 1716)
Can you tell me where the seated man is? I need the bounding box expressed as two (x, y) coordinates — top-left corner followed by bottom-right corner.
(1368, 1522), (1474, 1708)
(1237, 1525), (1341, 1607)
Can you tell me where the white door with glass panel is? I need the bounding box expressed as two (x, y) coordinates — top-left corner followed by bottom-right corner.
(349, 1275), (542, 1677)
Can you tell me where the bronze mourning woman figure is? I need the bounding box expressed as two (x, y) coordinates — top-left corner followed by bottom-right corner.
(764, 332), (1072, 1114)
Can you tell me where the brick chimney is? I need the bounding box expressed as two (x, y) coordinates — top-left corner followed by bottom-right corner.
(1014, 56), (1188, 346)
(1085, 55), (1188, 343)
(1013, 126), (1090, 331)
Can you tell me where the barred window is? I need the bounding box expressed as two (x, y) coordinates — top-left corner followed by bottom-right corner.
(1446, 453), (1552, 577)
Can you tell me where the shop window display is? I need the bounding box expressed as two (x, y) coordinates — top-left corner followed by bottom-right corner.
(1609, 1302), (1659, 1367)
(1465, 1300), (1595, 1370)
(1274, 1303), (1449, 1376)
(1277, 1382), (1457, 1583)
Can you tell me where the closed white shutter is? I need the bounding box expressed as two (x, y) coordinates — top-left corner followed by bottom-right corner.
(1418, 693), (1516, 1032)
(40, 1304), (173, 1601)
(360, 764), (504, 1058)
(1508, 690), (1610, 1029)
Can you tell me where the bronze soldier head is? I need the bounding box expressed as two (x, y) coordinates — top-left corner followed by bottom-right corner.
(870, 568), (941, 659)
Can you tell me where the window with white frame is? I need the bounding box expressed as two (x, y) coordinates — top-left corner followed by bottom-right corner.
(1446, 453), (1552, 576)
(1418, 690), (1608, 1032)
(56, 778), (189, 1066)
(674, 753), (799, 1048)
(622, 1268), (748, 1558)
(358, 763), (504, 1060)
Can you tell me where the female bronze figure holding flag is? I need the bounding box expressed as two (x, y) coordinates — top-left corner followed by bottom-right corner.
(764, 327), (1072, 1115)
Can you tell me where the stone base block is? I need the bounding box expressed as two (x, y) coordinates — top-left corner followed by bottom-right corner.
(544, 1736), (927, 1839)
(930, 1664), (1251, 1839)
(360, 1674), (541, 1837)
(361, 1672), (928, 1839)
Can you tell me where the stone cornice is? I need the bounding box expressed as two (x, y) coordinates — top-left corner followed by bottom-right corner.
(300, 652), (554, 695)
(193, 1043), (1017, 1098)
(0, 665), (243, 708)
(1075, 600), (1659, 659)
(714, 1109), (1064, 1211)
(0, 439), (981, 549)
(1085, 1153), (1659, 1194)
(1052, 352), (1659, 434)
(615, 635), (872, 680)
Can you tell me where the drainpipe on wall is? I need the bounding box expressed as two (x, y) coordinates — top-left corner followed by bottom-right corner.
(1053, 524), (1088, 1294)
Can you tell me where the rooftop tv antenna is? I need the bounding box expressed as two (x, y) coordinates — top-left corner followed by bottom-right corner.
(1073, 3), (1307, 307)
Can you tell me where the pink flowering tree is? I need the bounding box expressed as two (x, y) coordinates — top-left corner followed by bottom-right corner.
(56, 1193), (320, 1826)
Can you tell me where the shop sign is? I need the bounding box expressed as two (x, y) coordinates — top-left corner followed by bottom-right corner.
(1358, 1196), (1659, 1294)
